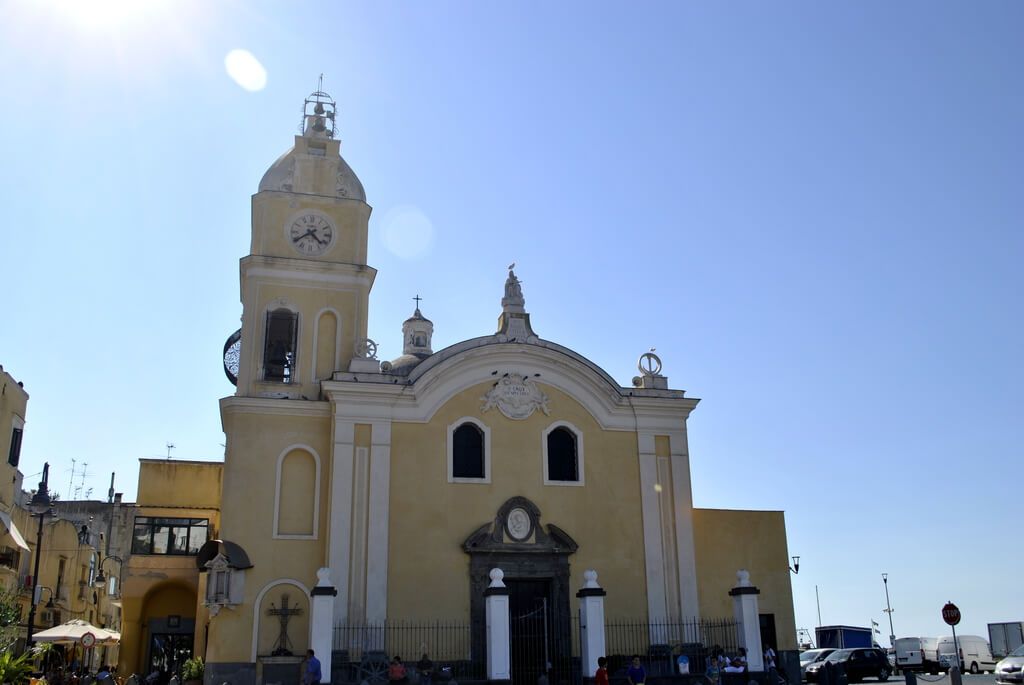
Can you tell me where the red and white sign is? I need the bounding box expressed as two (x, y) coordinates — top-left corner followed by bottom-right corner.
(942, 602), (961, 626)
(81, 631), (96, 648)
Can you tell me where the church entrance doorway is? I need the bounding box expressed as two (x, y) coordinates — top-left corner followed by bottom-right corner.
(462, 497), (580, 685)
(509, 579), (553, 685)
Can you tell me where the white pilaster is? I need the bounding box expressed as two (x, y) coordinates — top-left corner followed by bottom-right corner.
(310, 568), (338, 677)
(637, 432), (667, 622)
(365, 420), (391, 623)
(577, 570), (607, 679)
(730, 570), (764, 672)
(329, 420), (355, 622)
(669, 430), (700, 619)
(485, 569), (511, 682)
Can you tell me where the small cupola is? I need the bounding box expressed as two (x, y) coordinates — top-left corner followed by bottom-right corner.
(403, 298), (434, 357)
(387, 296), (435, 376)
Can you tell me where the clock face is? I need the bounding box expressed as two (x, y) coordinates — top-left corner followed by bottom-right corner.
(288, 213), (335, 255)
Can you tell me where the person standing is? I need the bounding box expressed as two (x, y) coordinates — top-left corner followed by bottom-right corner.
(304, 649), (322, 685)
(417, 654), (434, 685)
(595, 657), (609, 685)
(627, 655), (646, 685)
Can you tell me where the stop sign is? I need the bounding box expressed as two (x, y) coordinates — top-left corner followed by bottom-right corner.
(942, 602), (961, 626)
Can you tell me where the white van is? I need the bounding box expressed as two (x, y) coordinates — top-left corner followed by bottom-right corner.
(895, 637), (941, 673)
(937, 635), (998, 674)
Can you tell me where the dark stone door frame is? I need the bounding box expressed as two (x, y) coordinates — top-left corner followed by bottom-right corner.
(462, 497), (579, 675)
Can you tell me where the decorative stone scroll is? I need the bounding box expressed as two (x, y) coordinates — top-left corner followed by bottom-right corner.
(480, 373), (550, 420)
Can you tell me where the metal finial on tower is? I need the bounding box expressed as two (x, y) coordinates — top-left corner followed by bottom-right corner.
(413, 294), (423, 309)
(300, 77), (337, 138)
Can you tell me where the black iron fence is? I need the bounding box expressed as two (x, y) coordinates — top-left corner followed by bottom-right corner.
(331, 621), (486, 684)
(604, 617), (740, 678)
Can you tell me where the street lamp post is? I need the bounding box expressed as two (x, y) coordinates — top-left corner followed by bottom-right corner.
(25, 462), (53, 651)
(93, 555), (123, 591)
(882, 573), (895, 648)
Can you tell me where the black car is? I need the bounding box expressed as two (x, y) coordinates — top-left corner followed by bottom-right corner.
(804, 648), (892, 683)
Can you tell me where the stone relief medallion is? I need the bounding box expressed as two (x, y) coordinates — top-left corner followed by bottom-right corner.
(481, 373), (551, 420)
(506, 507), (531, 541)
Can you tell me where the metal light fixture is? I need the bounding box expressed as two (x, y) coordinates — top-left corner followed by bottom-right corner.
(790, 555), (800, 574)
(94, 555), (123, 590)
(25, 463), (53, 650)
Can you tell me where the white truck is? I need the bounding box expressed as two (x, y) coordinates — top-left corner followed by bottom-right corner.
(895, 637), (941, 674)
(937, 635), (998, 674)
(990, 622), (1024, 659)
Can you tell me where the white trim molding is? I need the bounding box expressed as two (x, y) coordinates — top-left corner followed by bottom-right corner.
(542, 420), (585, 486)
(250, 578), (311, 661)
(447, 416), (492, 484)
(272, 443), (321, 539)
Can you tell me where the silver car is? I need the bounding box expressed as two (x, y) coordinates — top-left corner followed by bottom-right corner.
(996, 645), (1024, 685)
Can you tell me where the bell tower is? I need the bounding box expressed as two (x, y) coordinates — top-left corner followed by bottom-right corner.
(222, 86), (376, 398)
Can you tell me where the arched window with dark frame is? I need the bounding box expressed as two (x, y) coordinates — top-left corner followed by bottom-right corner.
(546, 427), (579, 481)
(452, 423), (485, 479)
(264, 308), (298, 382)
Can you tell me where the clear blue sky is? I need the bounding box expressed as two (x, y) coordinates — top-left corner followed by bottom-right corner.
(2, 1), (1021, 645)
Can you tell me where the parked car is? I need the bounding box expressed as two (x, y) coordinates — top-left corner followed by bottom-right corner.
(937, 635), (998, 674)
(801, 649), (837, 681)
(805, 648), (892, 683)
(995, 643), (1024, 685)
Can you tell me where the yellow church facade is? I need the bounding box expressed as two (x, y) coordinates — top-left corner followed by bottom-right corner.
(204, 90), (795, 685)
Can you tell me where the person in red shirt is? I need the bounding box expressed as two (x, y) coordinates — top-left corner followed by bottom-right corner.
(595, 657), (609, 685)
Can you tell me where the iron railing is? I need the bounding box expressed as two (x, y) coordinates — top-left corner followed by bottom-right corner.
(332, 621), (485, 684)
(604, 617), (740, 677)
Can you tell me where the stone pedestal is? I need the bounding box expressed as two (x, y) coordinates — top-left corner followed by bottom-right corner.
(484, 568), (511, 683)
(257, 656), (303, 685)
(576, 570), (607, 679)
(728, 569), (764, 672)
(310, 568), (338, 680)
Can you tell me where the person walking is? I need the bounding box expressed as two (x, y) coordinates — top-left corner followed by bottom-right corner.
(304, 649), (322, 685)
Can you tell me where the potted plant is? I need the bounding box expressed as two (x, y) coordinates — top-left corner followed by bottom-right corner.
(182, 657), (204, 685)
(0, 651), (34, 685)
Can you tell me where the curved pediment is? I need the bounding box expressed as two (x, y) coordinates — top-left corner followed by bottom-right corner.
(462, 496), (578, 555)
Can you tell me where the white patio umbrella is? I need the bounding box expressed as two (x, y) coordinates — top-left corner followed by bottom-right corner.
(32, 619), (118, 644)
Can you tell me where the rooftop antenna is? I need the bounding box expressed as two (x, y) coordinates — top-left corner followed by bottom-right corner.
(166, 442), (175, 459)
(67, 458), (77, 500)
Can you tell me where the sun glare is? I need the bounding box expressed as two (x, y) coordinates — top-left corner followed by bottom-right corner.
(44, 0), (173, 32)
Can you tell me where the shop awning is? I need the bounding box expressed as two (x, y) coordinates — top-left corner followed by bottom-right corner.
(0, 511), (30, 551)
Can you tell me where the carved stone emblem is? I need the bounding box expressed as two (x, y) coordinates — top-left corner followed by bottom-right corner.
(506, 507), (531, 540)
(481, 373), (550, 420)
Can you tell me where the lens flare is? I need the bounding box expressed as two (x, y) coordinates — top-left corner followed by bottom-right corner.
(224, 49), (267, 92)
(380, 205), (435, 260)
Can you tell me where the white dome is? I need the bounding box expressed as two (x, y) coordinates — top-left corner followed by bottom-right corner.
(258, 146), (366, 202)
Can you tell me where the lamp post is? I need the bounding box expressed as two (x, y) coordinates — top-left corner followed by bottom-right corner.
(882, 573), (895, 648)
(93, 555), (123, 591)
(25, 462), (53, 651)
(789, 556), (800, 574)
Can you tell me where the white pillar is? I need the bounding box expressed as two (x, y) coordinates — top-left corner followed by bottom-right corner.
(577, 570), (607, 680)
(729, 569), (764, 672)
(485, 568), (511, 683)
(310, 568), (338, 680)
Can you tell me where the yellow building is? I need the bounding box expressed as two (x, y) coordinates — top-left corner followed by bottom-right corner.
(204, 89), (796, 685)
(118, 459), (222, 679)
